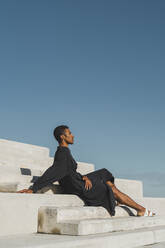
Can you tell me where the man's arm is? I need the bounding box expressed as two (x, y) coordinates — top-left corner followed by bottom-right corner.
(18, 150), (69, 193)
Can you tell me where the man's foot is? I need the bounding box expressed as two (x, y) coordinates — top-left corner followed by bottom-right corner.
(137, 208), (156, 217)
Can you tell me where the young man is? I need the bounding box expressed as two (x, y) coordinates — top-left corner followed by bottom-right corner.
(19, 125), (155, 216)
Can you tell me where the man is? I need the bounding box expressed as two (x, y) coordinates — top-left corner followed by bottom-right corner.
(19, 125), (155, 216)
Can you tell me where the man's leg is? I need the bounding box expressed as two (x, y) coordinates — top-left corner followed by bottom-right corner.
(106, 181), (147, 216)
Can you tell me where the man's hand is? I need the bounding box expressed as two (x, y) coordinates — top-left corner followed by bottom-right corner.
(82, 176), (92, 190)
(17, 189), (33, 193)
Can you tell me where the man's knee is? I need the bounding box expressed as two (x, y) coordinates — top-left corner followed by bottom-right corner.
(112, 186), (119, 199)
(101, 168), (115, 183)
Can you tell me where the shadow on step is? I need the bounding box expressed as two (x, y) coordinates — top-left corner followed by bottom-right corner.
(119, 205), (135, 216)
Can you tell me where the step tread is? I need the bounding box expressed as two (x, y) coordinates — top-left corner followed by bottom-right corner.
(60, 215), (164, 223)
(2, 226), (165, 248)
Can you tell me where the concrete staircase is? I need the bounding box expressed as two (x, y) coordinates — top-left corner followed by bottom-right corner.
(0, 139), (94, 193)
(38, 206), (165, 236)
(0, 138), (165, 248)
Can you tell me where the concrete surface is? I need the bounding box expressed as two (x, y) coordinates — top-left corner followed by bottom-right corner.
(0, 226), (165, 248)
(0, 193), (84, 236)
(0, 139), (50, 168)
(128, 197), (165, 216)
(115, 178), (143, 198)
(37, 205), (136, 224)
(0, 139), (143, 199)
(0, 138), (164, 248)
(38, 207), (165, 235)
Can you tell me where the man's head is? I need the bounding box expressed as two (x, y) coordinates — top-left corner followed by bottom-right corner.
(53, 125), (74, 145)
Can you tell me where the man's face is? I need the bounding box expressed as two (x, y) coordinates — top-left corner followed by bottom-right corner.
(61, 128), (74, 144)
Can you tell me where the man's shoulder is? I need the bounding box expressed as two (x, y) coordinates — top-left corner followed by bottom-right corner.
(55, 146), (70, 160)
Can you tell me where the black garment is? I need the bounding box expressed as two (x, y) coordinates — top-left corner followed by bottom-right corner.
(31, 146), (116, 216)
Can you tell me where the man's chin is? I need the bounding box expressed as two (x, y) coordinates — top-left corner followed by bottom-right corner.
(67, 141), (74, 145)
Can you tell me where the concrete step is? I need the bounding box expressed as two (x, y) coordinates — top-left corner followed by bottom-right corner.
(0, 178), (144, 200)
(0, 139), (51, 169)
(1, 226), (165, 248)
(0, 165), (143, 199)
(0, 164), (43, 177)
(131, 197), (165, 217)
(0, 181), (64, 193)
(115, 178), (143, 198)
(0, 139), (95, 173)
(0, 193), (84, 236)
(38, 206), (165, 235)
(18, 183), (63, 194)
(0, 138), (143, 198)
(0, 173), (40, 185)
(0, 159), (95, 175)
(38, 206), (135, 225)
(0, 182), (60, 193)
(0, 162), (94, 184)
(59, 216), (165, 236)
(0, 159), (51, 172)
(76, 161), (95, 175)
(38, 206), (110, 223)
(0, 139), (50, 160)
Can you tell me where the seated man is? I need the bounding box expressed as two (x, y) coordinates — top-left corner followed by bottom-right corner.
(19, 125), (155, 216)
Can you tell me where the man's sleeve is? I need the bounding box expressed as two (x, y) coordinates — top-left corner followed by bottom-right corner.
(31, 150), (69, 193)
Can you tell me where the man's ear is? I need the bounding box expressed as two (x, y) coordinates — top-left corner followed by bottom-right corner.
(60, 134), (64, 141)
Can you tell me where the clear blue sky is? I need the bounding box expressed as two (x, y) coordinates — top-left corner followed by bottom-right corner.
(0, 0), (165, 197)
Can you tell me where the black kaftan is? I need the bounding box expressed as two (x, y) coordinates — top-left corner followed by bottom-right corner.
(31, 146), (116, 216)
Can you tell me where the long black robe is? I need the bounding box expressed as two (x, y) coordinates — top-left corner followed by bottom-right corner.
(31, 146), (116, 216)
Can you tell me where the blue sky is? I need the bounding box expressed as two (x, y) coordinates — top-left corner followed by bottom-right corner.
(0, 0), (165, 197)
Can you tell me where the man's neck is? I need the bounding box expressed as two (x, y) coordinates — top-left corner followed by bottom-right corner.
(59, 142), (68, 148)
